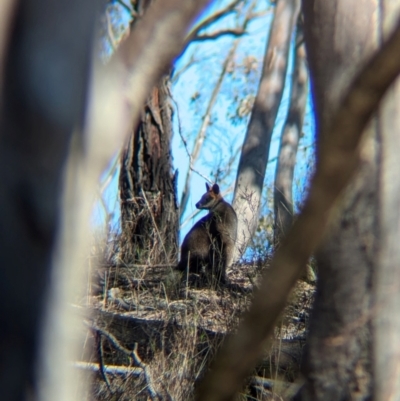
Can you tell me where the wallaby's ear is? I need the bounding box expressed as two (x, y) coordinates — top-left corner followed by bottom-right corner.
(212, 184), (220, 195)
(206, 183), (210, 191)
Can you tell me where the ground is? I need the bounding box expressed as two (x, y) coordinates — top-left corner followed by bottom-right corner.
(79, 256), (315, 400)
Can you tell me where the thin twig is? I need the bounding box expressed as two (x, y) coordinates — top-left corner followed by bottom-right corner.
(96, 333), (114, 393)
(176, 128), (212, 184)
(73, 361), (142, 376)
(172, 95), (213, 186)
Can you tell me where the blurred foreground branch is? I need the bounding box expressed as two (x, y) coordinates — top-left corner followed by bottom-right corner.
(197, 16), (400, 401)
(87, 0), (213, 173)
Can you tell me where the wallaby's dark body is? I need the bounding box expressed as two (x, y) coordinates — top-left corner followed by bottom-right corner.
(177, 183), (237, 285)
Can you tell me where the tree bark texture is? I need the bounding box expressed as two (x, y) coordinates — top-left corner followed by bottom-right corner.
(232, 0), (300, 260)
(274, 22), (308, 245)
(0, 0), (97, 399)
(373, 4), (400, 401)
(298, 1), (380, 400)
(118, 78), (179, 265)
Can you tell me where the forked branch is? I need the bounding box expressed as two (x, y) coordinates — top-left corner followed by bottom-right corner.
(89, 323), (161, 400)
(186, 0), (244, 42)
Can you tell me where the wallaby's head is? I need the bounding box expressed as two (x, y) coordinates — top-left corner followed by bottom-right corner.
(196, 183), (222, 210)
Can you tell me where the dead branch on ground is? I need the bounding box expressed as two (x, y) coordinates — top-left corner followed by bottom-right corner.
(89, 323), (161, 400)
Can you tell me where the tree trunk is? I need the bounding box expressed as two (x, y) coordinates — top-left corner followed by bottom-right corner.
(273, 21), (308, 245)
(118, 77), (179, 265)
(0, 0), (97, 399)
(372, 4), (400, 400)
(298, 1), (380, 399)
(232, 0), (300, 260)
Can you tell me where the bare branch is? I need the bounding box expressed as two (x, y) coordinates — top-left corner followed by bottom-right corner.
(196, 16), (400, 401)
(179, 1), (257, 218)
(89, 323), (161, 400)
(191, 28), (246, 42)
(248, 10), (271, 19)
(186, 0), (244, 41)
(178, 42), (236, 217)
(96, 333), (114, 393)
(73, 361), (142, 376)
(176, 124), (212, 187)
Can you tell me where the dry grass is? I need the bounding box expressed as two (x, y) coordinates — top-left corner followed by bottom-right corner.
(74, 232), (315, 400)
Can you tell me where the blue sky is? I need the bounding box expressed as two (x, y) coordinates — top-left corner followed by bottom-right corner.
(170, 0), (315, 242)
(93, 0), (315, 249)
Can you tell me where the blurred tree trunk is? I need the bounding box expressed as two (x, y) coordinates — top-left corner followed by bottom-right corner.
(372, 4), (400, 400)
(0, 0), (97, 399)
(273, 21), (308, 245)
(118, 77), (179, 265)
(297, 1), (382, 399)
(232, 0), (300, 260)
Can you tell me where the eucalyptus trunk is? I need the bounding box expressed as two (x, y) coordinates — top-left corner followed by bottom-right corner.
(118, 78), (179, 265)
(298, 1), (383, 399)
(232, 0), (300, 259)
(273, 22), (308, 245)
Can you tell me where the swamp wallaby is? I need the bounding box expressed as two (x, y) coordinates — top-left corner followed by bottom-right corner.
(177, 183), (237, 285)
